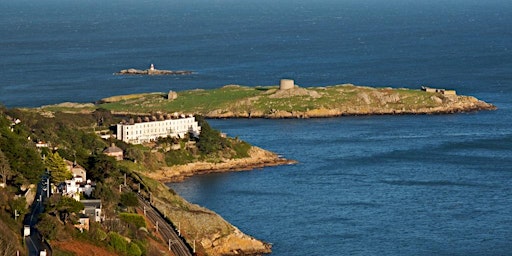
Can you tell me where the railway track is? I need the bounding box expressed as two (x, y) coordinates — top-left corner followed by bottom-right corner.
(137, 194), (193, 256)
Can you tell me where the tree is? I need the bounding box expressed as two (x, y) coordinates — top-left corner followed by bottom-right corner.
(195, 115), (225, 155)
(44, 151), (72, 184)
(8, 197), (27, 219)
(36, 214), (60, 241)
(120, 192), (139, 208)
(87, 154), (120, 182)
(46, 195), (84, 224)
(0, 149), (13, 185)
(93, 108), (113, 127)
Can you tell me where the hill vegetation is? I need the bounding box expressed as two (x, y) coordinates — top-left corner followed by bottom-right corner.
(0, 106), (271, 255)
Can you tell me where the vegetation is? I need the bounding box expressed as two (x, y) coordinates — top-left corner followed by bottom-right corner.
(39, 84), (467, 117)
(44, 151), (72, 184)
(0, 104), (256, 255)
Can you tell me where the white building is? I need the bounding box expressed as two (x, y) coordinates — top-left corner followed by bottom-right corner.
(116, 115), (201, 144)
(81, 199), (102, 222)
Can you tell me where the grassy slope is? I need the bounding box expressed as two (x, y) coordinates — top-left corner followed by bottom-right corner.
(98, 85), (437, 113)
(41, 84), (486, 116)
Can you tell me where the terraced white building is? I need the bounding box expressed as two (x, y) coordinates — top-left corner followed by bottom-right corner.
(116, 115), (201, 144)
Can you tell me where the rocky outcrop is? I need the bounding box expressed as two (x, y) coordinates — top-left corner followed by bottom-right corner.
(203, 87), (496, 119)
(145, 146), (295, 182)
(148, 177), (272, 256)
(143, 146), (288, 255)
(115, 68), (192, 75)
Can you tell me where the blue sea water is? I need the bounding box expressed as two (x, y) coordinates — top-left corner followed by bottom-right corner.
(1, 0), (511, 255)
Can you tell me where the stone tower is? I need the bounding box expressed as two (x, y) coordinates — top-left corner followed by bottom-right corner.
(280, 79), (294, 90)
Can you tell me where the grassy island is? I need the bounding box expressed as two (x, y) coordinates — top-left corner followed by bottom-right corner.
(43, 83), (496, 118)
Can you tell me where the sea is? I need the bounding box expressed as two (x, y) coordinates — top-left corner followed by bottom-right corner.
(1, 0), (511, 255)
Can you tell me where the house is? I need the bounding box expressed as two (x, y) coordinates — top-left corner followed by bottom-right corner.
(116, 113), (201, 144)
(65, 160), (87, 181)
(81, 199), (102, 222)
(103, 143), (124, 161)
(59, 160), (94, 199)
(60, 179), (81, 201)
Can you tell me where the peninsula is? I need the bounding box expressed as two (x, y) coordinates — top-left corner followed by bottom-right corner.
(115, 64), (192, 75)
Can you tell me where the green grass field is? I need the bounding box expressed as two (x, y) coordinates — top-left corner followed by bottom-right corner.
(40, 84), (453, 116)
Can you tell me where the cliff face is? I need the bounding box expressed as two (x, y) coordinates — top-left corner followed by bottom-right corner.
(148, 176), (273, 256)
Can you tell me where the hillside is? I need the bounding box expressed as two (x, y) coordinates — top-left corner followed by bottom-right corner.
(0, 108), (283, 255)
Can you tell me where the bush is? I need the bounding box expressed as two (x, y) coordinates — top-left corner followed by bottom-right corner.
(119, 213), (146, 229)
(232, 140), (251, 158)
(120, 192), (139, 208)
(108, 232), (128, 254)
(127, 242), (142, 256)
(165, 149), (195, 166)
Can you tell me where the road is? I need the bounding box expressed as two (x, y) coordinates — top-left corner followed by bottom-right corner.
(137, 194), (193, 256)
(25, 175), (52, 256)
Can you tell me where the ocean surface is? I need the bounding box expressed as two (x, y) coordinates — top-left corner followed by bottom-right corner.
(1, 0), (511, 255)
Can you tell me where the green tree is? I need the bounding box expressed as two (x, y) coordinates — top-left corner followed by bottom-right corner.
(195, 115), (225, 155)
(46, 195), (84, 224)
(8, 197), (27, 219)
(87, 154), (118, 182)
(0, 119), (44, 183)
(44, 152), (72, 184)
(36, 214), (60, 241)
(120, 192), (139, 208)
(0, 149), (13, 185)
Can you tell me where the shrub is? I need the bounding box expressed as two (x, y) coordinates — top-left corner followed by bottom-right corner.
(165, 149), (195, 166)
(108, 232), (128, 254)
(120, 192), (139, 208)
(127, 242), (142, 256)
(119, 213), (146, 229)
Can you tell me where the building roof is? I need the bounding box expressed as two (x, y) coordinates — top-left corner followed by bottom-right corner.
(81, 199), (102, 209)
(103, 143), (123, 153)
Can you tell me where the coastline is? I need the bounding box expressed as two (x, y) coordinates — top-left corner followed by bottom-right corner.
(138, 146), (292, 255)
(144, 146), (296, 183)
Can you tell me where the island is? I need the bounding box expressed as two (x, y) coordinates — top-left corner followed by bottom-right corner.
(44, 79), (496, 117)
(115, 64), (193, 75)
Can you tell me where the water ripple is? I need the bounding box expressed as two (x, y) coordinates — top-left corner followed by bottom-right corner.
(380, 179), (486, 187)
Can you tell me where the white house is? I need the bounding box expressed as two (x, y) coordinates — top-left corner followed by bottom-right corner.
(116, 114), (201, 144)
(81, 199), (102, 222)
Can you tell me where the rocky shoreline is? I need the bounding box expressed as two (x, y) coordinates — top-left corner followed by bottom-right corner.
(143, 146), (293, 255)
(145, 146), (296, 183)
(203, 91), (496, 119)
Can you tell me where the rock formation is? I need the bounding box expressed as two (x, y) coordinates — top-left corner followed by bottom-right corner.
(115, 64), (192, 75)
